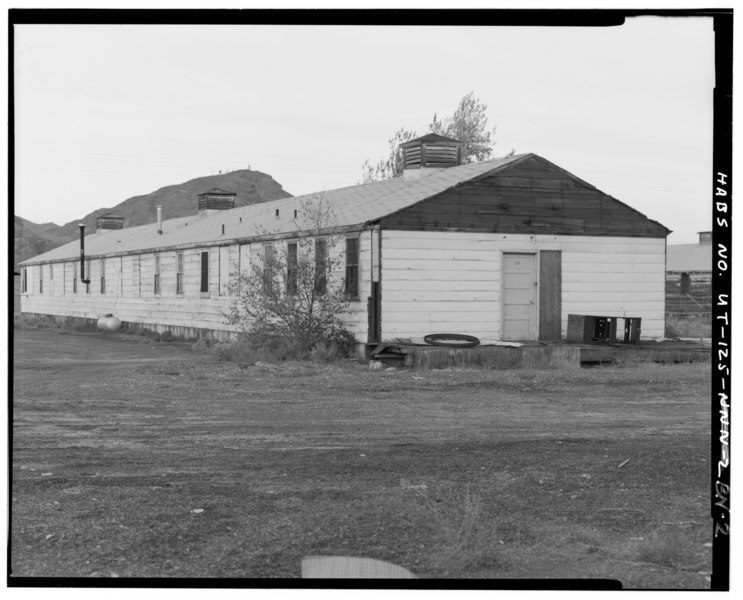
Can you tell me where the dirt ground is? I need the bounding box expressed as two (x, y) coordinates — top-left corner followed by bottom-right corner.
(10, 328), (712, 587)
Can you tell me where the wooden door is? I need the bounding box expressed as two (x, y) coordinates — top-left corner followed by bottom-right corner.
(502, 253), (537, 341)
(539, 251), (562, 341)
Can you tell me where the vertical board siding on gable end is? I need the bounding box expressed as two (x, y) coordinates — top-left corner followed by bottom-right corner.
(380, 155), (668, 238)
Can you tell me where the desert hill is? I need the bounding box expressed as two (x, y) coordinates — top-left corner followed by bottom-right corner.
(14, 169), (291, 269)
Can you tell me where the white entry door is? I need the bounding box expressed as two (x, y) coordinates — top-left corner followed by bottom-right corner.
(502, 253), (537, 341)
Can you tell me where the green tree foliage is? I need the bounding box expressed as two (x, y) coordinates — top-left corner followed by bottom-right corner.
(226, 196), (356, 358)
(362, 92), (511, 183)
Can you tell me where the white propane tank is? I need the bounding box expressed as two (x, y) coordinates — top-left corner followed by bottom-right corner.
(97, 313), (122, 332)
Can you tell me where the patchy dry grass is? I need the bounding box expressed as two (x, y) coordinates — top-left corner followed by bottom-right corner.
(11, 328), (712, 587)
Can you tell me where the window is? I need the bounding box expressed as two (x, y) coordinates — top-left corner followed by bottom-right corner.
(344, 237), (359, 297)
(154, 255), (161, 295)
(680, 273), (691, 295)
(200, 251), (209, 293)
(286, 242), (298, 295)
(262, 244), (276, 293)
(314, 239), (327, 295)
(39, 266), (43, 294)
(176, 253), (184, 294)
(100, 259), (106, 294)
(22, 268), (27, 293)
(72, 262), (77, 294)
(85, 260), (91, 294)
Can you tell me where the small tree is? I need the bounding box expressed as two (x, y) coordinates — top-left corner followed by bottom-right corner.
(227, 196), (356, 358)
(361, 92), (513, 182)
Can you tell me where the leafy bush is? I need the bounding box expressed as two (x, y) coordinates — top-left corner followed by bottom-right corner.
(226, 196), (358, 361)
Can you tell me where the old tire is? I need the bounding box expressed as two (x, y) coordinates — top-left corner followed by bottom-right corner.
(423, 333), (480, 348)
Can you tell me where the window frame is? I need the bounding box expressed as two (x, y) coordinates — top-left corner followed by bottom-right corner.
(286, 241), (298, 295)
(314, 238), (327, 296)
(176, 252), (184, 295)
(200, 251), (209, 294)
(344, 236), (360, 298)
(154, 254), (161, 295)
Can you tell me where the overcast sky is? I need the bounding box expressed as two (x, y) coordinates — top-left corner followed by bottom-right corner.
(14, 16), (715, 243)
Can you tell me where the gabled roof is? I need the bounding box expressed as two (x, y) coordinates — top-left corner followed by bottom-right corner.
(667, 243), (712, 271)
(21, 154), (529, 265)
(19, 153), (667, 265)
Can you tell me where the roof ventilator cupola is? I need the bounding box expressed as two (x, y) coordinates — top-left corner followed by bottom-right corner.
(95, 213), (124, 234)
(198, 188), (236, 217)
(400, 133), (464, 180)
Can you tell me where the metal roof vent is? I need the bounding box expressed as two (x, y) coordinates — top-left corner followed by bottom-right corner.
(401, 133), (464, 180)
(198, 188), (236, 216)
(96, 213), (124, 234)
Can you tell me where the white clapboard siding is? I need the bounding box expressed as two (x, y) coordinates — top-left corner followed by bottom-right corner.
(20, 233), (373, 340)
(383, 279), (501, 293)
(21, 247), (240, 335)
(238, 244), (251, 274)
(218, 245), (230, 296)
(380, 290), (500, 302)
(19, 228), (665, 341)
(561, 271), (662, 284)
(209, 248), (220, 296)
(561, 252), (665, 265)
(384, 269), (499, 282)
(380, 230), (666, 340)
(562, 291), (662, 302)
(381, 231), (500, 339)
(335, 231), (371, 338)
(228, 245), (240, 291)
(384, 322), (501, 339)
